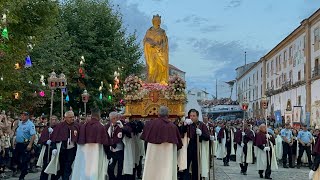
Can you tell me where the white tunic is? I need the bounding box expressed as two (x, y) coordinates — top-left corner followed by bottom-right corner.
(256, 142), (278, 171)
(143, 143), (177, 180)
(71, 143), (107, 180)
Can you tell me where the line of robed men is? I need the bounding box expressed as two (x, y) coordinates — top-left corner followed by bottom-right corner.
(35, 107), (220, 180)
(36, 109), (145, 180)
(215, 122), (278, 179)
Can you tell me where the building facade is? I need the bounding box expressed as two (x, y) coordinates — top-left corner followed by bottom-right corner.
(169, 64), (186, 80)
(236, 9), (320, 127)
(187, 88), (210, 101)
(236, 62), (264, 118)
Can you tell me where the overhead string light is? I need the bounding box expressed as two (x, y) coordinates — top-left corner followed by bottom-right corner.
(25, 55), (32, 67)
(1, 28), (8, 40)
(79, 56), (85, 78)
(1, 13), (7, 40)
(40, 75), (45, 86)
(99, 81), (103, 100)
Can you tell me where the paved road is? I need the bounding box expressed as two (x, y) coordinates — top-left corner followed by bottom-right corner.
(7, 158), (311, 180)
(213, 158), (310, 180)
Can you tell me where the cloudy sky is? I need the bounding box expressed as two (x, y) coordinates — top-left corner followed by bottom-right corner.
(110, 0), (319, 99)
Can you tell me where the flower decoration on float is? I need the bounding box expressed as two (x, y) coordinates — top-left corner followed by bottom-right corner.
(166, 75), (187, 100)
(123, 75), (144, 101)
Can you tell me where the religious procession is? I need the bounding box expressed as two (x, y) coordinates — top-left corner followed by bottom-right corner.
(1, 1), (320, 180)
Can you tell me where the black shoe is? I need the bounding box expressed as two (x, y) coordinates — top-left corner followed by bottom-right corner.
(243, 172), (247, 175)
(265, 177), (272, 179)
(283, 165), (289, 168)
(259, 174), (264, 178)
(223, 162), (227, 166)
(226, 162), (230, 166)
(289, 165), (295, 168)
(297, 165), (300, 169)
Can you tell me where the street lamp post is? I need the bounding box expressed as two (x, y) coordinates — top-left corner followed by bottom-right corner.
(81, 90), (89, 116)
(58, 73), (67, 121)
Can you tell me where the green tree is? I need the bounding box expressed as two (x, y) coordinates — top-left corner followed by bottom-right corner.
(0, 0), (59, 113)
(29, 0), (143, 116)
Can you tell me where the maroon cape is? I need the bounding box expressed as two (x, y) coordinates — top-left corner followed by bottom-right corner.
(141, 117), (183, 149)
(217, 127), (226, 139)
(38, 125), (57, 144)
(234, 128), (242, 144)
(313, 134), (320, 155)
(186, 121), (210, 141)
(105, 120), (132, 146)
(51, 121), (80, 142)
(255, 132), (267, 146)
(255, 131), (275, 146)
(207, 123), (215, 136)
(77, 118), (109, 145)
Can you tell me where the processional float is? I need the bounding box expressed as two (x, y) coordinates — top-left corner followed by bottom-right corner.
(123, 14), (186, 120)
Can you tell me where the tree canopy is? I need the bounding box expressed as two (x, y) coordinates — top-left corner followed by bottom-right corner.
(0, 0), (143, 116)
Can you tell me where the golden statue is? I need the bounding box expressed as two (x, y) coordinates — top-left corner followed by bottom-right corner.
(143, 14), (169, 85)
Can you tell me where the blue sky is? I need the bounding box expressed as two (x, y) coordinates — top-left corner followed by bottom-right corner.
(111, 0), (319, 99)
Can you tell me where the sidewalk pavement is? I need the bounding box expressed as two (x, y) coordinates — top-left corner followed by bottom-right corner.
(7, 159), (311, 180)
(213, 159), (310, 180)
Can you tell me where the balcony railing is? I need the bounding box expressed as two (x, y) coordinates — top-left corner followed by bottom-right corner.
(265, 79), (304, 97)
(312, 65), (320, 78)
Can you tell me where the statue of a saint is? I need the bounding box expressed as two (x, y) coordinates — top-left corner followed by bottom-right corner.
(143, 15), (169, 85)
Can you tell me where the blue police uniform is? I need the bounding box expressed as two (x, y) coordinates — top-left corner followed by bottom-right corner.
(280, 128), (294, 167)
(14, 119), (36, 179)
(280, 128), (293, 142)
(297, 130), (313, 167)
(16, 120), (36, 143)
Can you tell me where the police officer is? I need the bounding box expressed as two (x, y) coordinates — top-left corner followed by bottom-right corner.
(297, 124), (313, 169)
(281, 123), (294, 168)
(13, 112), (36, 180)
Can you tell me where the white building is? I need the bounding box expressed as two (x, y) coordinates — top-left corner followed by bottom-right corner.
(169, 64), (185, 80)
(187, 88), (210, 101)
(310, 11), (320, 127)
(236, 62), (264, 118)
(235, 8), (320, 127)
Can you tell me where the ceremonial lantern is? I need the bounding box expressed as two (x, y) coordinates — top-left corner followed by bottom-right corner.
(48, 71), (58, 90)
(81, 90), (89, 103)
(242, 98), (249, 111)
(58, 73), (67, 88)
(261, 95), (269, 109)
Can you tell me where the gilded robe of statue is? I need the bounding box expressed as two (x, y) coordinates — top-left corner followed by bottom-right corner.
(143, 25), (169, 84)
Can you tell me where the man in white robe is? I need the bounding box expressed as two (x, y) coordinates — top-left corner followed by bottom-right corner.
(71, 108), (109, 180)
(255, 124), (277, 179)
(140, 106), (183, 180)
